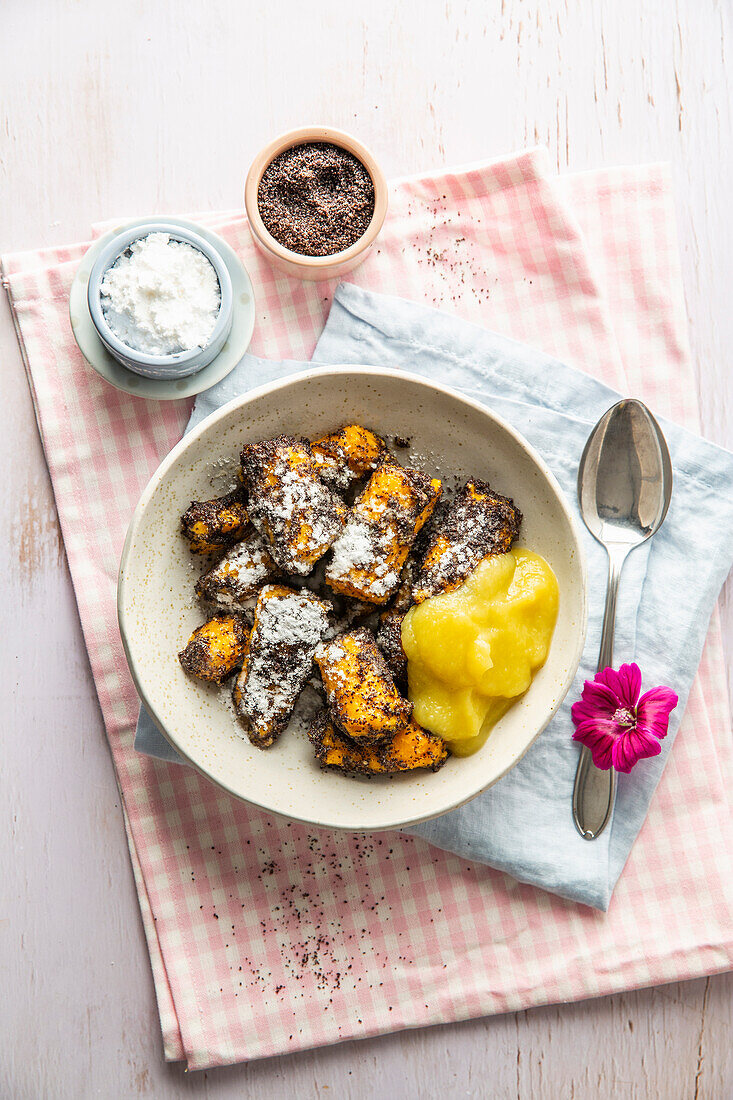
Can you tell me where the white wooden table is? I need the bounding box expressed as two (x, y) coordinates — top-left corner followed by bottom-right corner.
(2, 3), (732, 1096)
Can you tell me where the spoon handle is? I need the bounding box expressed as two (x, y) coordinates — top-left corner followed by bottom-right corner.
(572, 547), (626, 840)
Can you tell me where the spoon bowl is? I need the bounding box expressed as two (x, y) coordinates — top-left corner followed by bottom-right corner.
(578, 400), (673, 548)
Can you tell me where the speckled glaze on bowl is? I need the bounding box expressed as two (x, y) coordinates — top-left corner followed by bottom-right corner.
(118, 368), (587, 831)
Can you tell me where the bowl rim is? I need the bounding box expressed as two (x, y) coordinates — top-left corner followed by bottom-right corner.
(87, 220), (234, 369)
(118, 365), (588, 831)
(244, 126), (389, 270)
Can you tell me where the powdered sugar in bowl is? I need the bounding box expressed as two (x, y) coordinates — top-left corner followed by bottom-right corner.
(87, 221), (233, 380)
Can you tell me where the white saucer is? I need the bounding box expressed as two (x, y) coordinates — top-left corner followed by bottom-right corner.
(69, 217), (255, 400)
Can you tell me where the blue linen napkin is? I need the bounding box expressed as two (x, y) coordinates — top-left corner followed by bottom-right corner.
(135, 283), (733, 910)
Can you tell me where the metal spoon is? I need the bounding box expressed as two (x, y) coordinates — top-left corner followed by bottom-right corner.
(572, 399), (673, 840)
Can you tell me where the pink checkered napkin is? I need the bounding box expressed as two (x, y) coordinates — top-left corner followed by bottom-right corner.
(3, 148), (732, 1071)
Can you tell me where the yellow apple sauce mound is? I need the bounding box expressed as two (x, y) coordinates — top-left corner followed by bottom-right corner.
(401, 549), (559, 756)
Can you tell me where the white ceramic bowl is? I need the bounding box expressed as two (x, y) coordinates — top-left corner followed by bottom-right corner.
(118, 368), (587, 831)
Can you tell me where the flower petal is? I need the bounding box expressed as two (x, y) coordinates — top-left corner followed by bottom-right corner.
(578, 679), (620, 717)
(636, 686), (678, 740)
(572, 717), (620, 748)
(610, 732), (633, 773)
(572, 718), (620, 769)
(571, 698), (606, 726)
(597, 663), (641, 709)
(627, 725), (664, 759)
(588, 736), (615, 771)
(610, 734), (636, 773)
(611, 726), (662, 772)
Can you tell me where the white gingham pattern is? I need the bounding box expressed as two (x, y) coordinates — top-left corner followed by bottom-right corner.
(3, 148), (732, 1070)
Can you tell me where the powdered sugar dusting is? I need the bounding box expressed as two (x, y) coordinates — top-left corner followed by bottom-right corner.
(282, 681), (325, 740)
(327, 521), (374, 576)
(275, 463), (336, 550)
(196, 532), (279, 610)
(326, 519), (401, 599)
(242, 439), (345, 576)
(314, 638), (350, 692)
(325, 455), (440, 603)
(234, 586), (332, 747)
(312, 453), (352, 492)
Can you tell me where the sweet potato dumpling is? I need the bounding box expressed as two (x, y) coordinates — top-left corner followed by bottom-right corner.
(325, 459), (441, 605)
(180, 491), (249, 554)
(315, 627), (412, 742)
(178, 614), (249, 683)
(241, 436), (346, 575)
(309, 710), (448, 774)
(311, 424), (386, 491)
(232, 584), (332, 748)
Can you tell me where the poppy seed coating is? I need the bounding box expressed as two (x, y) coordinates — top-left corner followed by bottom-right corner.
(258, 142), (375, 257)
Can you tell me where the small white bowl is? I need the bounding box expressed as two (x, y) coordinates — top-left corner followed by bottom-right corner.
(70, 217), (255, 401)
(118, 368), (587, 832)
(87, 221), (233, 379)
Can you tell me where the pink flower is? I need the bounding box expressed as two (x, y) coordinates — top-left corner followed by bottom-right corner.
(571, 663), (678, 774)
